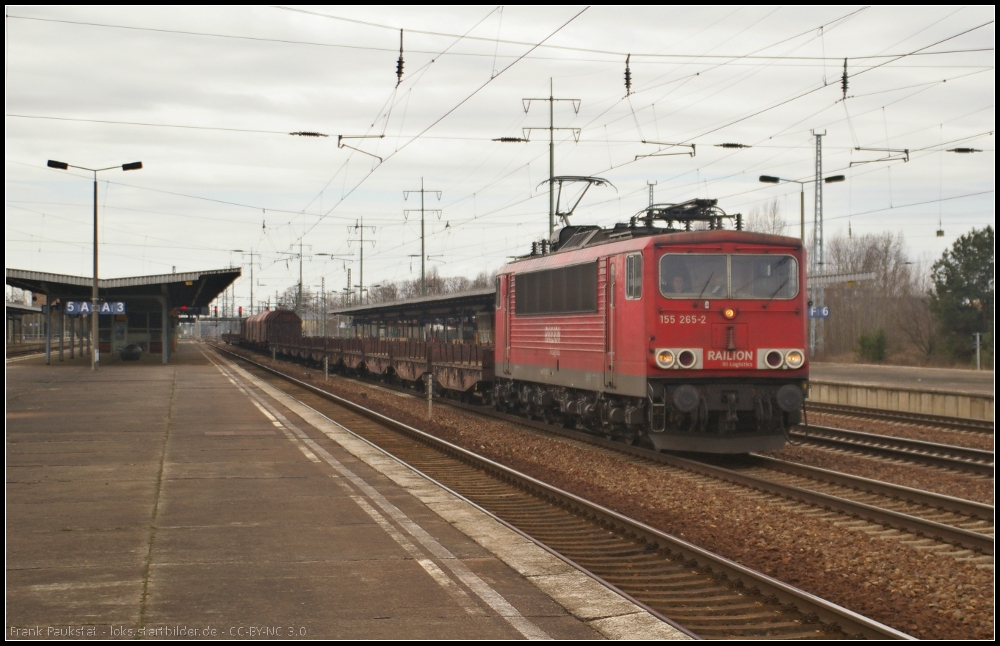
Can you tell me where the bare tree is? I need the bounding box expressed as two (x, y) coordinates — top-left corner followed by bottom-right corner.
(5, 286), (31, 305)
(745, 198), (787, 235)
(899, 294), (937, 356)
(363, 268), (496, 305)
(820, 231), (920, 359)
(897, 258), (937, 357)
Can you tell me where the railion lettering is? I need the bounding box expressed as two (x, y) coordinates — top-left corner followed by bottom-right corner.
(707, 350), (754, 362)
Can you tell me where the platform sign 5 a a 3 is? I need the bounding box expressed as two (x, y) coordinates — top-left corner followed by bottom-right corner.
(807, 306), (830, 319)
(64, 301), (126, 315)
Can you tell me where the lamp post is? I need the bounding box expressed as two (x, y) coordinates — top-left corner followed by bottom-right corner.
(759, 173), (844, 357)
(758, 174), (845, 241)
(47, 159), (142, 371)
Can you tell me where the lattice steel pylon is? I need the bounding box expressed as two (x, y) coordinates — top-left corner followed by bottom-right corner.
(812, 130), (826, 356)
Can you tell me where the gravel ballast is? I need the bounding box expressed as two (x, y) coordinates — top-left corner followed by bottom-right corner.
(758, 444), (994, 505)
(807, 411), (995, 452)
(223, 347), (994, 640)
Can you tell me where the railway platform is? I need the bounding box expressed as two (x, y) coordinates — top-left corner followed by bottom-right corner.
(808, 362), (994, 422)
(6, 343), (684, 640)
(810, 362), (994, 395)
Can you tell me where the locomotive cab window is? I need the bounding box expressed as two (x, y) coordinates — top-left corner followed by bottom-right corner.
(495, 276), (502, 309)
(625, 253), (642, 299)
(659, 253), (799, 300)
(659, 254), (727, 298)
(731, 255), (798, 299)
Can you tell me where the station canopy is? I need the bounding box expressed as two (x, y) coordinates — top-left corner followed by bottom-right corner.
(330, 287), (494, 325)
(5, 267), (241, 312)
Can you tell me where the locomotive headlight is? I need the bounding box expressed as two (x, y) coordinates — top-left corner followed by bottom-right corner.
(655, 349), (675, 369)
(784, 349), (805, 369)
(765, 350), (784, 368)
(722, 307), (737, 320)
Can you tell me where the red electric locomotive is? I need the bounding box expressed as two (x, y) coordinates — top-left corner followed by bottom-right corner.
(493, 199), (808, 453)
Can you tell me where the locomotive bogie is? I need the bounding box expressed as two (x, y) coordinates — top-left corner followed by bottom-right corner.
(494, 376), (800, 452)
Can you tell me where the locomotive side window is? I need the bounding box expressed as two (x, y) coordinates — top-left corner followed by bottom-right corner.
(495, 276), (502, 309)
(659, 254), (728, 298)
(514, 262), (598, 315)
(731, 255), (798, 299)
(625, 253), (642, 299)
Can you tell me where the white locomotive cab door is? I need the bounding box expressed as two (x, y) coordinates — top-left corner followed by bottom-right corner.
(604, 260), (615, 388)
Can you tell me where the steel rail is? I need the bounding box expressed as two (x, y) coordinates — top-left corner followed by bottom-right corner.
(430, 394), (995, 555)
(6, 343), (47, 358)
(213, 344), (913, 640)
(745, 454), (994, 521)
(806, 401), (994, 434)
(792, 424), (995, 476)
(218, 342), (993, 555)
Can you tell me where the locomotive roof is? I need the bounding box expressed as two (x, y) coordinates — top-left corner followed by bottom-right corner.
(502, 228), (803, 273)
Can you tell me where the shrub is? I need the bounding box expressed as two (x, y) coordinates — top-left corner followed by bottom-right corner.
(857, 329), (888, 362)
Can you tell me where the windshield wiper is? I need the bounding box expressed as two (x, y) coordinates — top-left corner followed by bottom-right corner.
(697, 272), (715, 301)
(762, 277), (790, 308)
(733, 256), (790, 297)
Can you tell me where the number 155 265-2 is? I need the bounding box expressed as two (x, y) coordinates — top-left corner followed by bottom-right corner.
(659, 314), (706, 324)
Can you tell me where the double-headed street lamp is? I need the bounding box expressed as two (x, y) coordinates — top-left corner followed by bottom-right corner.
(760, 172), (844, 358)
(47, 159), (143, 370)
(759, 174), (844, 241)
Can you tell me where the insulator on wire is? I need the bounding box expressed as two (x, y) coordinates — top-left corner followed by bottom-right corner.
(716, 143), (750, 148)
(492, 137), (528, 143)
(396, 29), (404, 87)
(624, 54), (632, 96)
(841, 58), (848, 100)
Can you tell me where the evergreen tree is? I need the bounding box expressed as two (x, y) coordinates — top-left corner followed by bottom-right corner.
(929, 226), (994, 360)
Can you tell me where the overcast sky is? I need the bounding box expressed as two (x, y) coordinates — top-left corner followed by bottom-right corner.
(5, 5), (995, 309)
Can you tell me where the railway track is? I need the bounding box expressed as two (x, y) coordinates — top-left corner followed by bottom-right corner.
(792, 424), (995, 476)
(213, 344), (911, 640)
(469, 411), (995, 557)
(218, 342), (994, 558)
(723, 455), (994, 546)
(6, 344), (46, 360)
(806, 402), (994, 434)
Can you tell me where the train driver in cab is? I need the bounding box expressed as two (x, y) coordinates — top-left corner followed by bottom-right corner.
(668, 274), (688, 295)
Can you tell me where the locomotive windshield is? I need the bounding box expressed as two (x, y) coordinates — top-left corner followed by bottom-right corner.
(660, 254), (727, 298)
(731, 255), (798, 299)
(659, 254), (798, 299)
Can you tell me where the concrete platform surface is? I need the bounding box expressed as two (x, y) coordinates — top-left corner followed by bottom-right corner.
(811, 362), (994, 395)
(6, 344), (686, 640)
